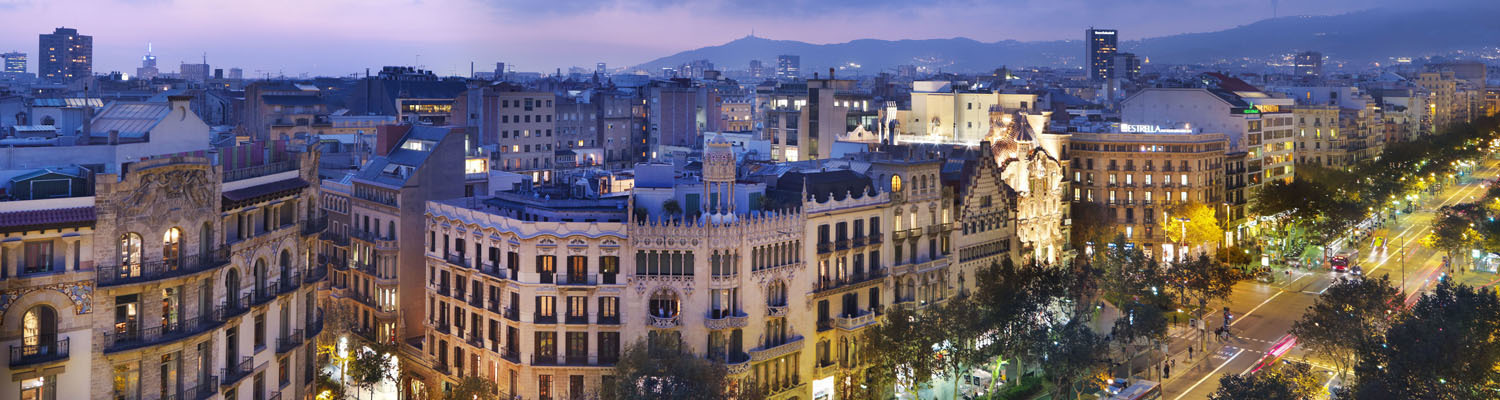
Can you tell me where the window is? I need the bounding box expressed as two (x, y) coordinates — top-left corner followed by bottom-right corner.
(115, 294), (139, 336)
(254, 313), (266, 350)
(21, 305), (57, 357)
(162, 228), (181, 270)
(20, 375), (56, 400)
(567, 296), (587, 320)
(599, 297), (619, 322)
(119, 233), (143, 278)
(538, 375), (553, 400)
(22, 241), (53, 275)
(113, 362), (140, 400)
(535, 332), (557, 359)
(537, 255), (555, 283)
(566, 332), (588, 363)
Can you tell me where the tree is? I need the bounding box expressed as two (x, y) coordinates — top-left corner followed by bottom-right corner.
(1040, 320), (1109, 400)
(1159, 202), (1224, 252)
(1209, 362), (1322, 400)
(661, 199), (682, 220)
(1289, 275), (1401, 383)
(865, 305), (942, 399)
(1167, 254), (1241, 317)
(315, 369), (351, 400)
(347, 342), (397, 400)
(446, 376), (498, 400)
(1069, 202), (1115, 253)
(1424, 204), (1484, 269)
(608, 335), (729, 400)
(1347, 281), (1500, 399)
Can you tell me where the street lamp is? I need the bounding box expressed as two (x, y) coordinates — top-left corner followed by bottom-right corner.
(1176, 217), (1190, 262)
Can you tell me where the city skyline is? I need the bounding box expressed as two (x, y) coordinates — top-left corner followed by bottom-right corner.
(0, 0), (1472, 77)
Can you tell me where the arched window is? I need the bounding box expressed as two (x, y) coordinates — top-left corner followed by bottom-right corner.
(254, 259), (268, 296)
(225, 269), (241, 309)
(200, 222), (214, 263)
(890, 175), (903, 192)
(118, 233), (143, 278)
(279, 250), (292, 281)
(22, 305), (57, 355)
(163, 228), (182, 271)
(649, 289), (679, 318)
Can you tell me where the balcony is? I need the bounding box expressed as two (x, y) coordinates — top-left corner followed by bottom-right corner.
(478, 263), (511, 280)
(279, 272), (302, 294)
(224, 159), (298, 182)
(852, 236), (867, 248)
(705, 310), (749, 330)
(501, 349), (521, 364)
(444, 253), (470, 268)
(8, 337), (68, 367)
(221, 293), (254, 320)
(749, 335), (803, 362)
(277, 329), (304, 354)
(835, 239), (850, 251)
(817, 242), (832, 254)
(97, 249), (230, 287)
(304, 265), (327, 286)
(649, 314), (679, 329)
(302, 215), (328, 235)
(817, 319), (833, 332)
(503, 307), (519, 321)
(221, 356), (254, 387)
(436, 284), (451, 297)
(564, 354), (591, 366)
(181, 376), (218, 400)
(767, 304), (789, 318)
(533, 314), (557, 324)
(105, 311), (230, 354)
(305, 310), (325, 339)
(836, 309), (877, 331)
(813, 269), (887, 293)
(252, 285), (278, 306)
(556, 273), (597, 286)
(565, 314), (589, 325)
(532, 354), (560, 366)
(597, 315), (620, 325)
(868, 232), (883, 245)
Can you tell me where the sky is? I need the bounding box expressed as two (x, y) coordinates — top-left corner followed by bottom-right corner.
(0, 0), (1467, 77)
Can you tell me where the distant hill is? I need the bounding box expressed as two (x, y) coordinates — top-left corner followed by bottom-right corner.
(633, 5), (1500, 74)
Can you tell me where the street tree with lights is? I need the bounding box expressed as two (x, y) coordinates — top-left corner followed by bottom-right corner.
(1288, 275), (1401, 383)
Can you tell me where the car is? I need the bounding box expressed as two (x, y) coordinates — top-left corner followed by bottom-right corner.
(1330, 256), (1350, 272)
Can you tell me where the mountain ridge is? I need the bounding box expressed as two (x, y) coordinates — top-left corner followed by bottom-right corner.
(633, 5), (1500, 74)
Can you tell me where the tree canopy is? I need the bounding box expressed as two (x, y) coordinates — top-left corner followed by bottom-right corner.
(1210, 362), (1323, 400)
(607, 335), (729, 400)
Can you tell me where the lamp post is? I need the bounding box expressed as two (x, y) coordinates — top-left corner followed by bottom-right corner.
(1176, 217), (1190, 261)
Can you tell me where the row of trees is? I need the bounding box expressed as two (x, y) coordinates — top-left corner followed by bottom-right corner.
(1211, 277), (1500, 399)
(1254, 116), (1500, 266)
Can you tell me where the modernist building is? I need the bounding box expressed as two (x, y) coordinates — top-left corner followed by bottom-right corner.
(775, 55), (800, 81)
(38, 27), (90, 83)
(0, 97), (326, 400)
(1293, 51), (1322, 80)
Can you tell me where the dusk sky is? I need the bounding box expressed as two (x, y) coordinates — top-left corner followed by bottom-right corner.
(0, 0), (1467, 77)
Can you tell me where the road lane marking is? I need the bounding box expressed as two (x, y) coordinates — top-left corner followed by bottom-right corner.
(1173, 348), (1245, 400)
(1230, 290), (1282, 328)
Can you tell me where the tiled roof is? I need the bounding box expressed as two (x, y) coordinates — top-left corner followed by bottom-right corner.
(0, 206), (95, 232)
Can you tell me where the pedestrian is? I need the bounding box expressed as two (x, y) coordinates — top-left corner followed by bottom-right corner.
(1164, 363), (1171, 379)
(1188, 346), (1194, 360)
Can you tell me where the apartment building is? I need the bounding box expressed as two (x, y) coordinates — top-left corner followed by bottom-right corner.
(0, 96), (325, 400)
(1068, 129), (1227, 257)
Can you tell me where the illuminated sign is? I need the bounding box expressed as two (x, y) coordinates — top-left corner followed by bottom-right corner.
(1120, 124), (1192, 134)
(1242, 109), (1261, 114)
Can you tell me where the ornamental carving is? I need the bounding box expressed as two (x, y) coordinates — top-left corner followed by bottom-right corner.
(0, 279), (95, 316)
(122, 168), (212, 224)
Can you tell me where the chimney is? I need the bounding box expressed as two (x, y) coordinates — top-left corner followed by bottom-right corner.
(375, 124), (412, 156)
(81, 105), (94, 137)
(108, 129), (119, 145)
(167, 95), (193, 115)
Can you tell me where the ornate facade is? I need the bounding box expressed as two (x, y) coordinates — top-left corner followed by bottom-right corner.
(0, 145), (326, 400)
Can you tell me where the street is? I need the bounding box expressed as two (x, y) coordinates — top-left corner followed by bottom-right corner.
(1146, 156), (1500, 400)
